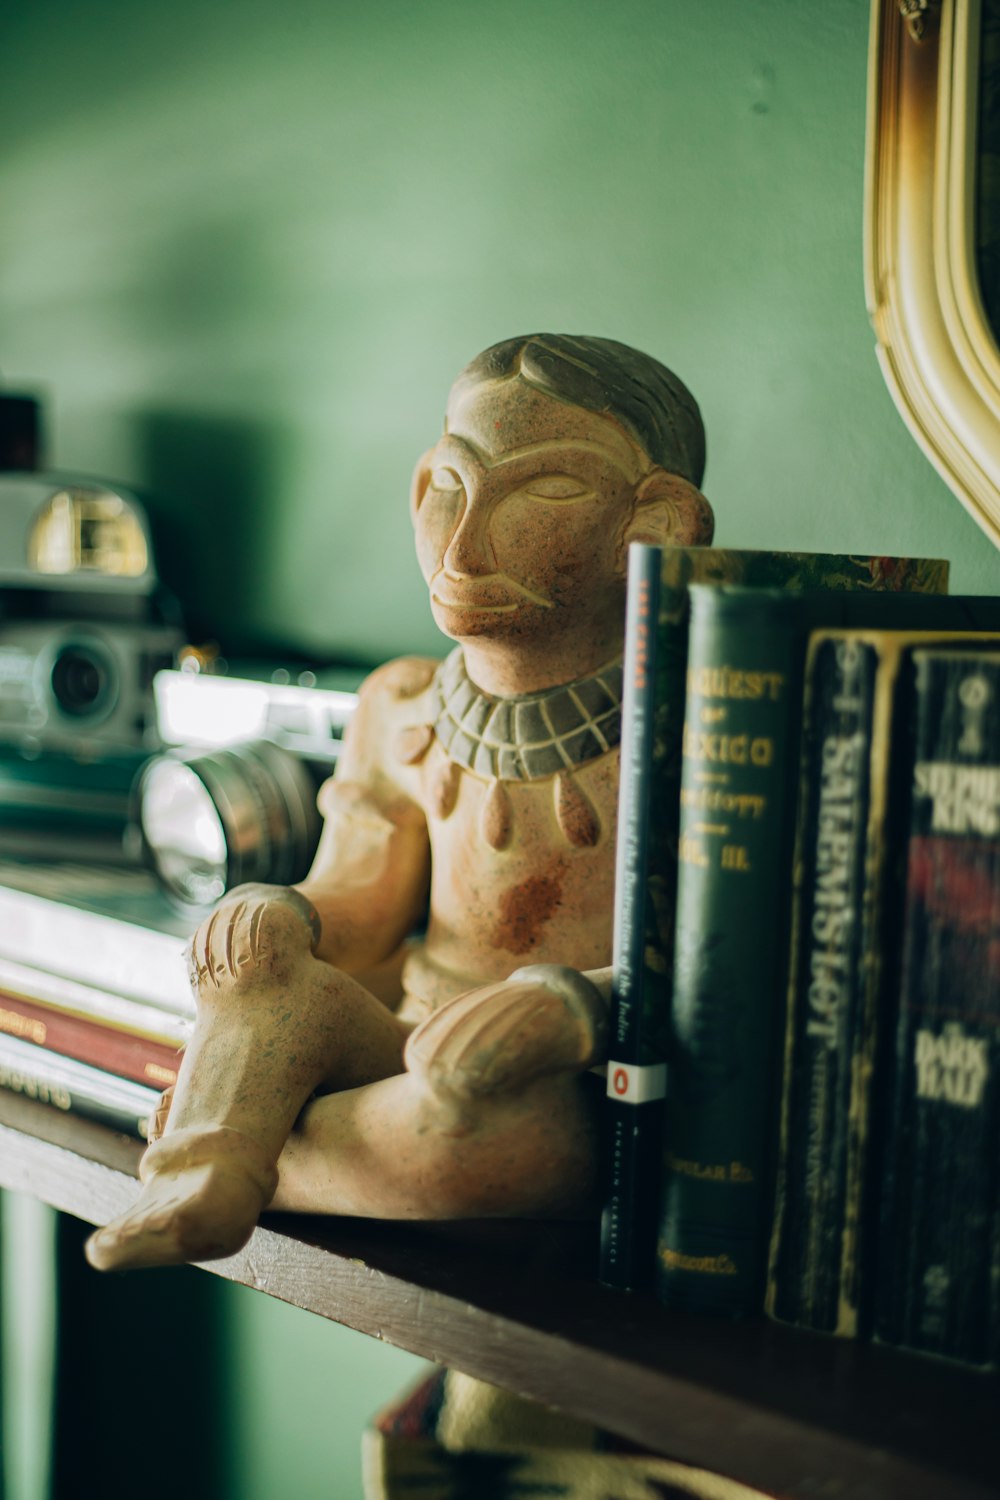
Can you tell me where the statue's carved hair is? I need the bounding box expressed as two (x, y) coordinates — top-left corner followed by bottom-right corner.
(449, 334), (705, 487)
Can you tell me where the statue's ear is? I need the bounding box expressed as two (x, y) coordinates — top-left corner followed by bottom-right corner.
(625, 469), (714, 550)
(409, 449), (437, 525)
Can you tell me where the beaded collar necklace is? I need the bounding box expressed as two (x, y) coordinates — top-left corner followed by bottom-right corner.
(422, 648), (623, 849)
(431, 647), (623, 780)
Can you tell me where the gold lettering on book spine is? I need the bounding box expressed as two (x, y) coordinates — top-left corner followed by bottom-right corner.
(682, 724), (775, 768)
(0, 1065), (71, 1111)
(667, 1152), (755, 1183)
(0, 1007), (46, 1045)
(660, 1248), (739, 1276)
(144, 1062), (179, 1086)
(686, 665), (786, 701)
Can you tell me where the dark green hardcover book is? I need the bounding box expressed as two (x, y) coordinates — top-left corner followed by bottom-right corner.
(658, 586), (805, 1313)
(599, 548), (950, 1293)
(874, 648), (1000, 1369)
(767, 626), (1000, 1338)
(656, 589), (1000, 1317)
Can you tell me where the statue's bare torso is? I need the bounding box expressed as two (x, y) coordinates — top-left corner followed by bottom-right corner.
(325, 655), (620, 1022)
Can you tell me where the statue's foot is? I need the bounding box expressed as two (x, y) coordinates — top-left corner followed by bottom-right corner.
(84, 1126), (278, 1272)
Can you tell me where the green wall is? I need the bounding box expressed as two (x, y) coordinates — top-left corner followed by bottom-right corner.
(3, 0), (999, 668)
(4, 2), (1000, 1497)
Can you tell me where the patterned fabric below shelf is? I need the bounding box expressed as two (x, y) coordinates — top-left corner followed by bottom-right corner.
(363, 1368), (778, 1500)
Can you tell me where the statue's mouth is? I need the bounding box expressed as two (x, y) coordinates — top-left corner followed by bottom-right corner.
(431, 572), (551, 611)
(431, 591), (518, 614)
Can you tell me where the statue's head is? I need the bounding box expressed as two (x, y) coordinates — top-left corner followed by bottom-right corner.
(410, 334), (713, 662)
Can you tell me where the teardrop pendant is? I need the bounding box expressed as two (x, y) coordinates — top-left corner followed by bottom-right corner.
(481, 778), (513, 850)
(396, 723), (435, 766)
(555, 772), (599, 848)
(432, 760), (462, 819)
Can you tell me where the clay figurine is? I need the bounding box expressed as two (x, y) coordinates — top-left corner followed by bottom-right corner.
(86, 333), (713, 1271)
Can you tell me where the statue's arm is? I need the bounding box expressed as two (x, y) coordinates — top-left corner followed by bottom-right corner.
(186, 659), (432, 995)
(294, 657), (433, 973)
(403, 964), (613, 1099)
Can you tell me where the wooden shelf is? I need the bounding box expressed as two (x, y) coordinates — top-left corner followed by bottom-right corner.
(0, 1091), (996, 1500)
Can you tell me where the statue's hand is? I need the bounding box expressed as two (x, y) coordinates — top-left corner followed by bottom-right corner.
(403, 964), (608, 1100)
(186, 883), (321, 997)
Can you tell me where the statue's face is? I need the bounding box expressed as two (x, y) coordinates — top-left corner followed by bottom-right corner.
(412, 377), (647, 650)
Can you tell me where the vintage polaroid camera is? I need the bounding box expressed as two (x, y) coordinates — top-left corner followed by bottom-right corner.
(0, 472), (185, 859)
(0, 472), (184, 756)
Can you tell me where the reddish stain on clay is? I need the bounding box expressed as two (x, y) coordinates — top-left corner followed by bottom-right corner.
(491, 862), (565, 955)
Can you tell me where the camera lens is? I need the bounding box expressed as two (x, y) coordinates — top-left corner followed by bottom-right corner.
(50, 644), (112, 717)
(137, 739), (322, 909)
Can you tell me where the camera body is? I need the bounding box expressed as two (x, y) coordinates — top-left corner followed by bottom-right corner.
(0, 472), (183, 758)
(0, 472), (184, 861)
(152, 665), (358, 758)
(138, 666), (360, 908)
(0, 615), (183, 758)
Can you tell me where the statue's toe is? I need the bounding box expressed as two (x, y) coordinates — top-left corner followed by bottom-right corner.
(85, 1140), (277, 1271)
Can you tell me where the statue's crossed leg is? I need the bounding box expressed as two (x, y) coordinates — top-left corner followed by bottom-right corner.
(85, 894), (608, 1272)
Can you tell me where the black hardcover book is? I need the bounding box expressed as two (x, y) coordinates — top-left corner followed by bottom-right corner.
(600, 545), (668, 1289)
(767, 632), (881, 1335)
(874, 648), (1000, 1369)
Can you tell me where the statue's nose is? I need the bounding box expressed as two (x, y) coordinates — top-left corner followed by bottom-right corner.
(442, 492), (495, 577)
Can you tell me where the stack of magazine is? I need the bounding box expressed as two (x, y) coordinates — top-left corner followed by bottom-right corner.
(0, 860), (196, 1139)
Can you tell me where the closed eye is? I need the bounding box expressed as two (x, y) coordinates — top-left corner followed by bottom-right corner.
(522, 475), (591, 502)
(431, 467), (464, 492)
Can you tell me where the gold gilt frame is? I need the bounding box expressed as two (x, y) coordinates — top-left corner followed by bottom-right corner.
(866, 0), (1000, 549)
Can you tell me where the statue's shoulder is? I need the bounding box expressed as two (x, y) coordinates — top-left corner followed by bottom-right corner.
(357, 655), (440, 708)
(339, 656), (440, 778)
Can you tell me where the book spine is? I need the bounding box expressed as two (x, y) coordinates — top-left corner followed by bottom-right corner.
(601, 545), (668, 1290)
(0, 1031), (160, 1139)
(0, 882), (193, 1015)
(874, 650), (1000, 1368)
(766, 635), (881, 1335)
(0, 989), (183, 1089)
(0, 954), (192, 1044)
(656, 586), (802, 1314)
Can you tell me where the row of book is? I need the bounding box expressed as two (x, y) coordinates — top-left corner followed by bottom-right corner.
(0, 860), (195, 1139)
(600, 544), (1000, 1371)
